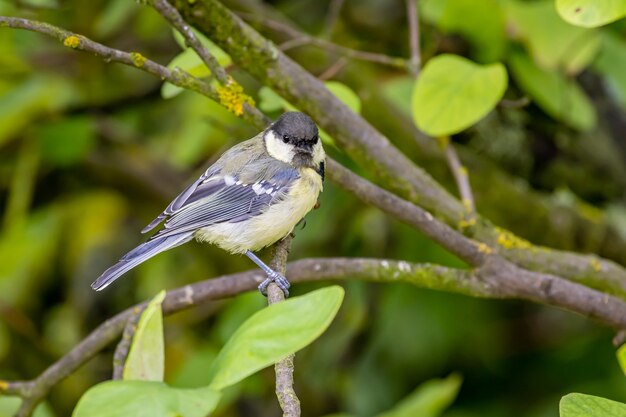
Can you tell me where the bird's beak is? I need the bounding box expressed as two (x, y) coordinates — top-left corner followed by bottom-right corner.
(298, 145), (313, 155)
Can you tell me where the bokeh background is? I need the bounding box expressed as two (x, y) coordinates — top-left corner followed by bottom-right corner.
(1, 0), (626, 416)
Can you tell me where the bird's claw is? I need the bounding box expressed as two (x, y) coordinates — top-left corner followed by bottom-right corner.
(258, 271), (290, 297)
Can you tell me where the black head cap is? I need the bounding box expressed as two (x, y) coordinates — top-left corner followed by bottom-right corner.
(270, 112), (319, 144)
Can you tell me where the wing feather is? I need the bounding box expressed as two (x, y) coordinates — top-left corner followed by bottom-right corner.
(147, 166), (299, 240)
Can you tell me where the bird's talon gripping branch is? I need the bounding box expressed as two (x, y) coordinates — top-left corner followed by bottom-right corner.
(258, 271), (291, 297)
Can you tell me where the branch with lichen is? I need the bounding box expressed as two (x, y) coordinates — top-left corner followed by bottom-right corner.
(3, 256), (626, 417)
(169, 0), (626, 298)
(0, 16), (263, 127)
(3, 11), (621, 301)
(3, 7), (626, 417)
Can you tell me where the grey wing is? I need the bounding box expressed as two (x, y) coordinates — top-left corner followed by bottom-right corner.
(141, 165), (221, 233)
(147, 167), (300, 240)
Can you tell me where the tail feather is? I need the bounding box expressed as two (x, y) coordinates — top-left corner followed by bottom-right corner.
(91, 233), (193, 291)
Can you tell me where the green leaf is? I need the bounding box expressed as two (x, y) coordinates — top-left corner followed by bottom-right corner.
(556, 0), (626, 27)
(377, 374), (462, 417)
(421, 0), (506, 62)
(208, 286), (345, 390)
(325, 81), (361, 113)
(617, 343), (626, 375)
(508, 50), (596, 131)
(505, 0), (601, 74)
(37, 116), (96, 166)
(411, 54), (507, 137)
(560, 393), (626, 416)
(123, 290), (166, 381)
(72, 381), (220, 417)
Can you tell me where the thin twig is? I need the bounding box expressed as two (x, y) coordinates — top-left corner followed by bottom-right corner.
(236, 12), (408, 70)
(268, 236), (300, 417)
(279, 37), (310, 52)
(321, 0), (345, 38)
(112, 305), (146, 380)
(318, 57), (348, 80)
(406, 0), (421, 77)
(441, 138), (475, 214)
(148, 0), (231, 85)
(0, 16), (267, 129)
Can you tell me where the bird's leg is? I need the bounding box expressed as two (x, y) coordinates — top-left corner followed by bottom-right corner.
(245, 250), (290, 297)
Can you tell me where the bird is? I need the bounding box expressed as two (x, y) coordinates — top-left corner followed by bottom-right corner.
(91, 111), (325, 297)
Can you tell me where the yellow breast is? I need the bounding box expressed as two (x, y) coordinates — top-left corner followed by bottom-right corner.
(195, 167), (323, 253)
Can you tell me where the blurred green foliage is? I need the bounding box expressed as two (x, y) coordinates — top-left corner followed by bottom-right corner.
(1, 0), (626, 416)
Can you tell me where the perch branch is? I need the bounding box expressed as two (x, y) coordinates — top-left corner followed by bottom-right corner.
(267, 236), (300, 417)
(2, 256), (626, 416)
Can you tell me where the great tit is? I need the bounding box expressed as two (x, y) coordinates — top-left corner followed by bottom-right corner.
(91, 111), (325, 297)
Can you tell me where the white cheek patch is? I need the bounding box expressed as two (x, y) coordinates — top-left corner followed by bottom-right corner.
(311, 142), (325, 166)
(265, 130), (294, 164)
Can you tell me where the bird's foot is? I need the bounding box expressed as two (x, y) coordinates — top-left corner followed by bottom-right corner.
(258, 271), (290, 298)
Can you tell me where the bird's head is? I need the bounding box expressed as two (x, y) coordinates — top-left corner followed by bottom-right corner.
(264, 112), (325, 169)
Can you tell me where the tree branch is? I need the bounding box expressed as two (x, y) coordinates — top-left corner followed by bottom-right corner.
(112, 305), (146, 380)
(3, 256), (626, 415)
(267, 236), (300, 417)
(405, 0), (421, 77)
(169, 0), (626, 297)
(0, 16), (267, 129)
(326, 159), (486, 266)
(236, 12), (408, 70)
(442, 137), (475, 214)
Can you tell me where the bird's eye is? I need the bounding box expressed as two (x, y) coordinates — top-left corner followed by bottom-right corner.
(311, 135), (319, 144)
(282, 134), (290, 143)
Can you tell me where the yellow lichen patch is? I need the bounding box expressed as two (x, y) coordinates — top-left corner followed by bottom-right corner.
(476, 242), (494, 254)
(590, 258), (602, 272)
(217, 82), (255, 116)
(63, 35), (81, 48)
(458, 216), (477, 229)
(462, 198), (472, 212)
(130, 52), (147, 67)
(496, 228), (532, 250)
